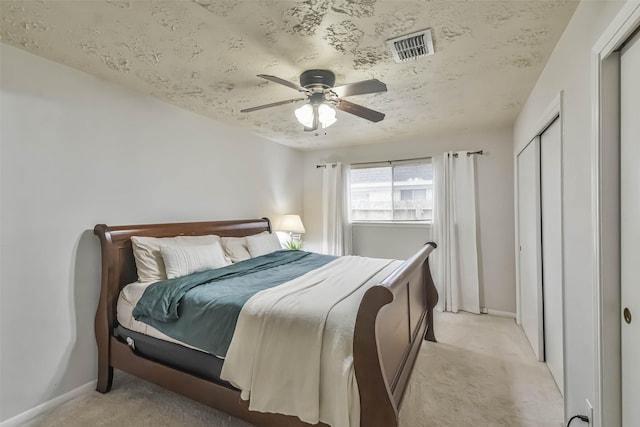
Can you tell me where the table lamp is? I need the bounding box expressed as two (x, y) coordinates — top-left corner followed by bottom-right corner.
(277, 214), (306, 248)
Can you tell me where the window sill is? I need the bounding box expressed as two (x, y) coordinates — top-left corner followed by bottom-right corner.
(351, 221), (431, 229)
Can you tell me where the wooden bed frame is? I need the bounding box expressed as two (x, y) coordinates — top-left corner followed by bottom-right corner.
(93, 218), (438, 427)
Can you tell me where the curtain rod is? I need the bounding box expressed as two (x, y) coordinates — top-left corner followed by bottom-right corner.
(350, 155), (431, 167)
(452, 150), (484, 158)
(316, 156), (430, 169)
(315, 151), (484, 168)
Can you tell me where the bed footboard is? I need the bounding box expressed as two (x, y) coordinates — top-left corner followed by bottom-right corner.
(353, 242), (438, 427)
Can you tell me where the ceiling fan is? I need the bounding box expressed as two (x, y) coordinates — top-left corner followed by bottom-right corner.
(240, 69), (387, 132)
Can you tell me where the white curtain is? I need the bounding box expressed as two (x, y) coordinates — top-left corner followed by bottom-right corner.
(322, 162), (352, 256)
(431, 151), (480, 314)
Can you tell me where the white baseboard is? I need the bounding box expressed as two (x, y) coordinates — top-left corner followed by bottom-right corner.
(0, 380), (96, 427)
(485, 309), (517, 319)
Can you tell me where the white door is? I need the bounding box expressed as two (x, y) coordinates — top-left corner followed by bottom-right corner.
(540, 118), (563, 393)
(518, 138), (543, 361)
(621, 29), (640, 427)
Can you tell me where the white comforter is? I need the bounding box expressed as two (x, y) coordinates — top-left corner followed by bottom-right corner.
(220, 256), (401, 427)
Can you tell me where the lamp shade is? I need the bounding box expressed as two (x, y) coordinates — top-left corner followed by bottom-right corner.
(294, 104), (315, 128)
(277, 214), (306, 234)
(317, 103), (337, 127)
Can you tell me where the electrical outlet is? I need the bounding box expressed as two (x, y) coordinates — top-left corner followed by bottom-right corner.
(585, 398), (594, 427)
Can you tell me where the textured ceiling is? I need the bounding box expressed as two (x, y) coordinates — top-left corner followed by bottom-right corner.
(0, 0), (578, 150)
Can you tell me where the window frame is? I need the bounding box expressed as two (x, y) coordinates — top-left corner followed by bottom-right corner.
(349, 159), (433, 224)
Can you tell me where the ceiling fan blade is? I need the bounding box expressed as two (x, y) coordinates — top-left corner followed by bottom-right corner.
(240, 98), (306, 113)
(336, 99), (385, 122)
(331, 79), (387, 98)
(257, 74), (306, 92)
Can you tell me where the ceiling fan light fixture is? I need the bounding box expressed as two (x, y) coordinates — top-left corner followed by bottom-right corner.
(318, 103), (337, 128)
(295, 103), (337, 129)
(295, 104), (315, 128)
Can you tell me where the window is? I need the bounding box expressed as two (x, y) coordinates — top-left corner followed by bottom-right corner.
(350, 160), (433, 222)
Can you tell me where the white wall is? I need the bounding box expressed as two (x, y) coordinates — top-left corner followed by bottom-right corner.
(0, 44), (304, 422)
(513, 0), (625, 422)
(303, 128), (515, 313)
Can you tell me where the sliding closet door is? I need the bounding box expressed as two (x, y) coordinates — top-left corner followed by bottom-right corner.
(621, 29), (640, 427)
(540, 117), (563, 393)
(517, 138), (543, 361)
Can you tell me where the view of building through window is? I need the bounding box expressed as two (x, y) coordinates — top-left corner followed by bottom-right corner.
(350, 160), (433, 221)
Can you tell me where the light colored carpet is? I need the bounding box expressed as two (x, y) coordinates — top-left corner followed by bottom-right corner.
(25, 312), (563, 427)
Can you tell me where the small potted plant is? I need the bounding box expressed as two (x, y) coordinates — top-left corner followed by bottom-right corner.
(284, 239), (304, 250)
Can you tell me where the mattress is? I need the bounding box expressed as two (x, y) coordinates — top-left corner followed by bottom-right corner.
(117, 281), (212, 354)
(114, 325), (229, 385)
(117, 282), (230, 385)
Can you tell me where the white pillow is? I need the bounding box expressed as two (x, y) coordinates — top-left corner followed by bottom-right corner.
(246, 232), (282, 257)
(131, 235), (222, 282)
(221, 231), (269, 263)
(160, 241), (231, 279)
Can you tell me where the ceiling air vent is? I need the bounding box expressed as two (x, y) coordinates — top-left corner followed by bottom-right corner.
(386, 29), (434, 63)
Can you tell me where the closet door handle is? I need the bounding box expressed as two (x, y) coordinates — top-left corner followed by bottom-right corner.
(623, 307), (632, 324)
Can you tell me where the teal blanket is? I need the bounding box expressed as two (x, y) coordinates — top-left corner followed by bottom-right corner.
(132, 250), (336, 357)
